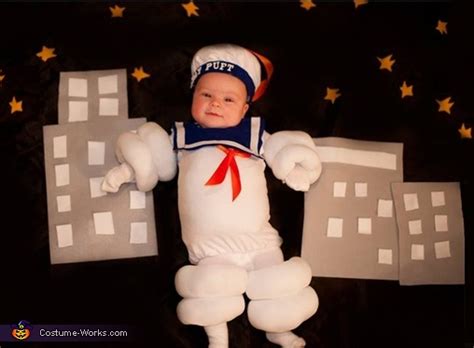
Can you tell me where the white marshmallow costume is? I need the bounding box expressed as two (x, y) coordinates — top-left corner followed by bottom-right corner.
(102, 44), (322, 348)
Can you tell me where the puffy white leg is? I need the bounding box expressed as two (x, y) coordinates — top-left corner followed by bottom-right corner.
(247, 257), (312, 299)
(175, 264), (247, 348)
(175, 264), (247, 298)
(248, 286), (318, 333)
(246, 257), (318, 347)
(177, 295), (245, 327)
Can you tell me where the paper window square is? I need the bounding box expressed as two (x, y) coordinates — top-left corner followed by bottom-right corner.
(333, 182), (347, 197)
(408, 219), (423, 235)
(55, 164), (70, 187)
(130, 222), (148, 244)
(56, 195), (71, 212)
(435, 215), (448, 232)
(327, 218), (343, 238)
(358, 218), (372, 235)
(434, 241), (451, 259)
(89, 177), (107, 198)
(56, 224), (73, 248)
(53, 135), (67, 159)
(68, 78), (88, 97)
(431, 191), (446, 207)
(68, 101), (88, 122)
(411, 244), (425, 260)
(130, 191), (146, 209)
(355, 182), (367, 197)
(403, 193), (419, 211)
(98, 75), (118, 94)
(377, 199), (393, 218)
(88, 141), (106, 165)
(93, 212), (115, 235)
(378, 249), (393, 265)
(99, 98), (119, 116)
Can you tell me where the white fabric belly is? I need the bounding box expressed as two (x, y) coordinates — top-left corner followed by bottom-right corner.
(177, 147), (282, 264)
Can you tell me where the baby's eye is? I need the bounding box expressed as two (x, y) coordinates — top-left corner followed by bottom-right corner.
(202, 92), (211, 98)
(224, 97), (234, 103)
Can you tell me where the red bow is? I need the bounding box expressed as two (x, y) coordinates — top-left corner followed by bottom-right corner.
(205, 145), (251, 201)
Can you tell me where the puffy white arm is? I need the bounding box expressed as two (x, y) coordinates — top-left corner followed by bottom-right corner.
(136, 122), (177, 182)
(101, 122), (177, 193)
(263, 131), (322, 192)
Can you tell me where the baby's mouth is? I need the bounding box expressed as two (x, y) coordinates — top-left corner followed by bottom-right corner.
(206, 111), (223, 118)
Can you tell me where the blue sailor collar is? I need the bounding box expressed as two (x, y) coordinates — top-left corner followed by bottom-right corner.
(172, 117), (265, 157)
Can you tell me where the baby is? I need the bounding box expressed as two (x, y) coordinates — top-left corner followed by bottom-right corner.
(102, 44), (322, 348)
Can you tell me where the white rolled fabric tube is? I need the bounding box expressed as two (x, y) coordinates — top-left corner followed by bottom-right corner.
(175, 264), (248, 298)
(247, 286), (319, 333)
(246, 257), (312, 300)
(177, 296), (246, 327)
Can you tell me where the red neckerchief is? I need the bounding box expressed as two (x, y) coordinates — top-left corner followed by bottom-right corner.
(205, 145), (251, 201)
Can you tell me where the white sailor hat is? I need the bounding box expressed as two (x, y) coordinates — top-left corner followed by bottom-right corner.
(190, 43), (273, 102)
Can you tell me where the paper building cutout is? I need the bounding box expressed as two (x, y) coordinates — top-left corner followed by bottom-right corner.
(57, 69), (128, 124)
(391, 182), (464, 285)
(43, 68), (157, 264)
(44, 118), (158, 264)
(301, 137), (466, 285)
(302, 137), (403, 280)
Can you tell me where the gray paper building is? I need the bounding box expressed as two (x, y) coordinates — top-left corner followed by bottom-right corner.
(302, 137), (403, 280)
(392, 182), (464, 285)
(58, 69), (129, 124)
(43, 69), (158, 264)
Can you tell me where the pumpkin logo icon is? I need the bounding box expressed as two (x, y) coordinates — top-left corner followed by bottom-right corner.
(11, 320), (32, 340)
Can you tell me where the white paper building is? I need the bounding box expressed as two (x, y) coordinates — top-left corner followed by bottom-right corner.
(302, 137), (403, 280)
(43, 69), (158, 264)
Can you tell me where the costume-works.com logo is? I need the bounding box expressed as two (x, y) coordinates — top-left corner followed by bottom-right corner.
(11, 320), (32, 340)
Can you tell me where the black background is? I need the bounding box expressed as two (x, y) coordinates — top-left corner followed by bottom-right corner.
(0, 1), (472, 347)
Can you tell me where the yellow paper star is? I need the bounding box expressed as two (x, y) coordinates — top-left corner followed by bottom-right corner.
(0, 72), (5, 85)
(324, 87), (341, 104)
(458, 123), (472, 139)
(131, 67), (151, 82)
(182, 1), (199, 17)
(300, 0), (316, 11)
(377, 54), (395, 72)
(354, 0), (368, 8)
(36, 46), (57, 62)
(109, 5), (125, 18)
(436, 97), (454, 114)
(436, 20), (448, 34)
(400, 81), (413, 98)
(9, 96), (23, 113)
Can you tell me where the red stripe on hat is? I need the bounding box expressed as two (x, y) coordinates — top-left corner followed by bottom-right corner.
(249, 50), (274, 102)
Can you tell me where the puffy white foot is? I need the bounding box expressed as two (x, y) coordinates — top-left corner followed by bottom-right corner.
(266, 331), (306, 348)
(204, 323), (228, 348)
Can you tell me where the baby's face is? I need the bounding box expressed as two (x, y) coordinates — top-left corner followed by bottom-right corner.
(191, 72), (249, 128)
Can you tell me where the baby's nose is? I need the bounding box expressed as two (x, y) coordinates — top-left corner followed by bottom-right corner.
(211, 98), (221, 107)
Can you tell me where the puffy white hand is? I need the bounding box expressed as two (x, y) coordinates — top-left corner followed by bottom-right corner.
(101, 163), (135, 193)
(269, 144), (322, 192)
(283, 165), (312, 192)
